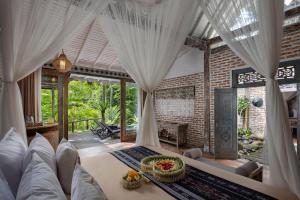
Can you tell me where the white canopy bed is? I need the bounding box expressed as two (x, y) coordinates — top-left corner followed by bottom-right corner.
(0, 0), (299, 199)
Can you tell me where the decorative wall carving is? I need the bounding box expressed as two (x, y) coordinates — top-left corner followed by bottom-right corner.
(237, 66), (295, 85)
(155, 86), (195, 117)
(232, 59), (300, 88)
(155, 86), (195, 99)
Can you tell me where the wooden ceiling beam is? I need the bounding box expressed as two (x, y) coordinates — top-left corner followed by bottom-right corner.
(184, 36), (208, 50)
(71, 65), (133, 81)
(285, 6), (300, 19)
(209, 7), (300, 46)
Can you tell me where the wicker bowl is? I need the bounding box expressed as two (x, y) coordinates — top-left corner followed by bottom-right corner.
(121, 178), (142, 189)
(140, 155), (185, 183)
(121, 171), (143, 190)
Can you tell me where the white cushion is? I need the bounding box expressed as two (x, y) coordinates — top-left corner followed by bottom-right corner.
(0, 127), (27, 196)
(17, 153), (66, 200)
(0, 169), (15, 200)
(23, 133), (56, 174)
(71, 164), (107, 200)
(56, 138), (79, 194)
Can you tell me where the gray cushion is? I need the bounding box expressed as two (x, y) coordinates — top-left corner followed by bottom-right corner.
(17, 153), (66, 200)
(235, 161), (258, 177)
(56, 138), (79, 194)
(0, 169), (14, 200)
(0, 128), (27, 196)
(183, 148), (202, 159)
(71, 164), (107, 200)
(23, 133), (56, 175)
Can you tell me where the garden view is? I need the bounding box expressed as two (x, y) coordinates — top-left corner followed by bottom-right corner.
(41, 79), (139, 134)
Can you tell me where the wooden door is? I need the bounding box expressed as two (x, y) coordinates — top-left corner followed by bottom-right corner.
(214, 88), (237, 159)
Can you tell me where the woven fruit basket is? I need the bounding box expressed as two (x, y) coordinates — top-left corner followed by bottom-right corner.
(121, 170), (143, 189)
(140, 155), (185, 183)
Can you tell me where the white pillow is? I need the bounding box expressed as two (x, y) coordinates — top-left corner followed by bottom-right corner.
(17, 153), (66, 200)
(71, 164), (107, 200)
(0, 169), (15, 200)
(56, 138), (79, 194)
(0, 127), (27, 196)
(23, 133), (56, 174)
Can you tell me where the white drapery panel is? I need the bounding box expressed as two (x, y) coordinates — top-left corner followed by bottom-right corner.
(200, 0), (300, 197)
(99, 0), (198, 146)
(34, 68), (42, 123)
(0, 0), (107, 142)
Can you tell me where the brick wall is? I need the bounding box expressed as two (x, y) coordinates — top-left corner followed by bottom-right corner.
(209, 24), (300, 150)
(154, 73), (204, 147)
(154, 24), (300, 150)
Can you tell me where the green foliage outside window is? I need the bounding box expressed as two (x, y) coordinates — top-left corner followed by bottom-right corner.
(41, 89), (58, 123)
(237, 97), (250, 117)
(41, 80), (139, 133)
(238, 128), (252, 139)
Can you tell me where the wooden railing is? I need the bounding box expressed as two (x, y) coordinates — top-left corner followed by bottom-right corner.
(69, 118), (101, 133)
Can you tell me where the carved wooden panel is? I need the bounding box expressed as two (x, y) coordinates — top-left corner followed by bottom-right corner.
(214, 88), (237, 159)
(232, 59), (300, 88)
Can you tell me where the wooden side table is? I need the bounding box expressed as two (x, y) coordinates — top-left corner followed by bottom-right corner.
(157, 121), (188, 148)
(26, 123), (59, 150)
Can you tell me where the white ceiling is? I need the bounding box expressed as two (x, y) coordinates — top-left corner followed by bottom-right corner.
(63, 18), (124, 73)
(63, 0), (300, 75)
(63, 5), (213, 74)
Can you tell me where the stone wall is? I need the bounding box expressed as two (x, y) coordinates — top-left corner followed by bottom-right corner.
(154, 73), (204, 147)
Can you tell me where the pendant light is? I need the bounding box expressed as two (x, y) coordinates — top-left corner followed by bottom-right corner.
(52, 49), (72, 73)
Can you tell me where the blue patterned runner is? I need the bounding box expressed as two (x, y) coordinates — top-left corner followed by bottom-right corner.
(110, 146), (276, 200)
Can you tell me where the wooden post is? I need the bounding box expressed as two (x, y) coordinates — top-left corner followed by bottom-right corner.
(203, 43), (211, 153)
(51, 87), (55, 121)
(57, 74), (64, 141)
(120, 79), (126, 142)
(63, 72), (70, 140)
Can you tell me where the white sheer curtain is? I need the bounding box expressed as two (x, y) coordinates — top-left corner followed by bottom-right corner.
(34, 68), (42, 123)
(200, 0), (300, 197)
(0, 0), (107, 142)
(99, 0), (198, 146)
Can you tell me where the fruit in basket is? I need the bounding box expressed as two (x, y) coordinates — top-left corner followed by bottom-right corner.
(124, 170), (141, 182)
(140, 155), (185, 183)
(154, 159), (176, 171)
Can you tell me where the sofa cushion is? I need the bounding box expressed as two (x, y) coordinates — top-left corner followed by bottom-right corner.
(56, 138), (80, 194)
(183, 148), (203, 159)
(0, 127), (27, 196)
(23, 133), (56, 174)
(0, 169), (15, 200)
(235, 161), (259, 177)
(17, 153), (66, 200)
(71, 164), (107, 200)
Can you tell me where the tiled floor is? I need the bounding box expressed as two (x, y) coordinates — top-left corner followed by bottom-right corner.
(69, 133), (135, 158)
(69, 132), (245, 168)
